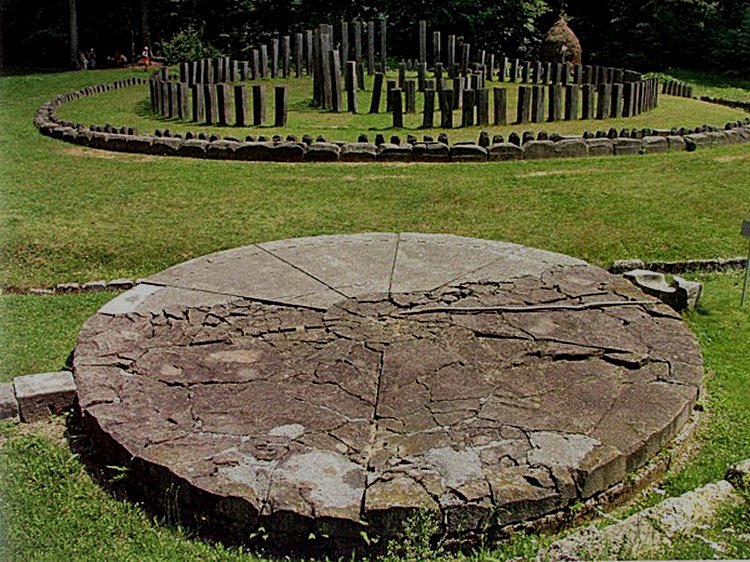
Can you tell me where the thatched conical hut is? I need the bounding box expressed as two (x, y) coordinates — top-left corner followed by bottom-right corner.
(541, 15), (582, 64)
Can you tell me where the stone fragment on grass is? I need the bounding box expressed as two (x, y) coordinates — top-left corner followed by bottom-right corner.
(0, 382), (19, 421)
(610, 259), (645, 274)
(623, 269), (702, 311)
(82, 280), (107, 292)
(13, 371), (77, 422)
(538, 480), (735, 561)
(726, 459), (750, 490)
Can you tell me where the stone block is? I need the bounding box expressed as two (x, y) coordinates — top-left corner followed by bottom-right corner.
(62, 129), (78, 144)
(72, 130), (93, 146)
(82, 280), (107, 292)
(641, 136), (668, 154)
(339, 143), (377, 162)
(126, 136), (153, 154)
(707, 131), (730, 146)
(522, 140), (556, 160)
(684, 133), (711, 151)
(107, 278), (134, 291)
(623, 270), (701, 312)
(235, 141), (305, 162)
(585, 138), (615, 157)
(613, 138), (642, 156)
(89, 132), (109, 149)
(149, 137), (183, 156)
(13, 371), (77, 422)
(377, 143), (413, 162)
(206, 140), (240, 160)
(726, 459), (750, 490)
(673, 276), (702, 310)
(666, 136), (687, 151)
(555, 139), (588, 158)
(0, 382), (19, 421)
(450, 143), (488, 162)
(610, 259), (645, 274)
(177, 139), (209, 158)
(488, 143), (523, 161)
(304, 142), (341, 162)
(412, 142), (451, 162)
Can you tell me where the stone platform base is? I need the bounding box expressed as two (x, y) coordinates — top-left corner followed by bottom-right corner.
(73, 233), (703, 554)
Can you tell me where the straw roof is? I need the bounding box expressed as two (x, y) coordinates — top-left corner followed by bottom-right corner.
(541, 16), (582, 64)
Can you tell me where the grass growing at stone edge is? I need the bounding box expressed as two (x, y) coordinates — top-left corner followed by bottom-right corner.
(0, 292), (115, 383)
(671, 271), (750, 491)
(2, 272), (749, 561)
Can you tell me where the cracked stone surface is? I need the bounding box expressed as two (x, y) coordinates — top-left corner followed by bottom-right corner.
(73, 233), (703, 545)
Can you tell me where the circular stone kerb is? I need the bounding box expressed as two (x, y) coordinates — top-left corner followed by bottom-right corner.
(73, 233), (703, 549)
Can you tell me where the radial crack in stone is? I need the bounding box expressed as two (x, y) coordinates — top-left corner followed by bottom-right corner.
(74, 252), (703, 549)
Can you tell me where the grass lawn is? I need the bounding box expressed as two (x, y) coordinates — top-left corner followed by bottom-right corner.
(2, 69), (750, 288)
(0, 67), (749, 560)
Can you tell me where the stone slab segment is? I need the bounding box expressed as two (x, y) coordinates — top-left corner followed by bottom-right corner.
(14, 371), (77, 422)
(0, 382), (19, 421)
(258, 234), (398, 297)
(74, 234), (703, 552)
(145, 245), (344, 309)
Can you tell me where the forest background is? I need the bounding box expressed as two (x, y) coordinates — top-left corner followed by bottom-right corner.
(1, 0), (749, 75)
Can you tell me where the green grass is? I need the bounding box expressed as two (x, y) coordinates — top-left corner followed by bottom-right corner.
(0, 292), (115, 382)
(0, 424), (258, 562)
(670, 272), (750, 492)
(2, 71), (750, 288)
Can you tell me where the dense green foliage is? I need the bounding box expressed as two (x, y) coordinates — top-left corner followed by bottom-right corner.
(2, 0), (750, 75)
(158, 26), (222, 66)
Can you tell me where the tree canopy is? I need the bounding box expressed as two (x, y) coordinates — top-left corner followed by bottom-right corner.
(1, 0), (749, 75)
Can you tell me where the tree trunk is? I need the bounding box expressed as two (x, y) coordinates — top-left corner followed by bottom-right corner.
(69, 0), (79, 68)
(140, 0), (151, 52)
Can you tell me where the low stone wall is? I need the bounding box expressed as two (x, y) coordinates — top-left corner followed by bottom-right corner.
(34, 77), (750, 163)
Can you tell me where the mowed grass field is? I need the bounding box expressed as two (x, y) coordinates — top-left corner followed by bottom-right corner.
(1, 67), (750, 560)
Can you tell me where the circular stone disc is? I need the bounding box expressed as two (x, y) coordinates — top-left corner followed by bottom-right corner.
(73, 233), (703, 545)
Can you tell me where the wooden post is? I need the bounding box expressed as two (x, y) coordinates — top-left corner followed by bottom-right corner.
(252, 84), (265, 125)
(565, 85), (579, 120)
(275, 85), (287, 126)
(330, 49), (343, 112)
(282, 35), (291, 78)
(380, 19), (387, 71)
(346, 61), (358, 113)
(532, 86), (545, 123)
(391, 87), (403, 128)
(234, 84), (248, 126)
(422, 87), (435, 128)
(419, 20), (427, 63)
(216, 84), (231, 126)
(493, 87), (507, 125)
(370, 72), (384, 113)
(295, 33), (303, 78)
(367, 21), (375, 74)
